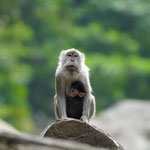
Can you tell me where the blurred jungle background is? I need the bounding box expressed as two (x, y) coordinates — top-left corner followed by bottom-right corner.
(0, 0), (150, 137)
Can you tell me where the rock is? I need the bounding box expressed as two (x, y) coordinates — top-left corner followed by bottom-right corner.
(0, 119), (19, 134)
(42, 119), (124, 150)
(0, 131), (108, 150)
(93, 100), (150, 150)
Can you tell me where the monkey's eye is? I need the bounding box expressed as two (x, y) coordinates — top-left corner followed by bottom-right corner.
(67, 54), (72, 57)
(71, 89), (75, 92)
(74, 54), (78, 57)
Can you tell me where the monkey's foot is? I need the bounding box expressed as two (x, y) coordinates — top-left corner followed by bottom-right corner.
(60, 115), (68, 120)
(80, 115), (89, 123)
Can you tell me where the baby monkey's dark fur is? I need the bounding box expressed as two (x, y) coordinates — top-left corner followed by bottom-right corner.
(66, 81), (86, 119)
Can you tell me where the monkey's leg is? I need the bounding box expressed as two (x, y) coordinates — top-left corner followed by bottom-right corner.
(89, 95), (96, 119)
(55, 77), (67, 119)
(80, 94), (91, 122)
(81, 94), (96, 122)
(54, 95), (61, 119)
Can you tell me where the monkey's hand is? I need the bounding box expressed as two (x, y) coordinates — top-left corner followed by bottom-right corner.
(61, 114), (68, 120)
(80, 115), (89, 123)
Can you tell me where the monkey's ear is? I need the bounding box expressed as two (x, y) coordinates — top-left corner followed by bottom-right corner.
(59, 50), (66, 57)
(79, 92), (85, 97)
(58, 50), (66, 65)
(80, 52), (85, 64)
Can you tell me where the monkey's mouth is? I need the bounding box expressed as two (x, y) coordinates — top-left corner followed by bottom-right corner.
(66, 65), (77, 71)
(66, 65), (76, 68)
(67, 65), (75, 68)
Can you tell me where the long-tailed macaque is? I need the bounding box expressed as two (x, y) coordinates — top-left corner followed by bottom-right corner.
(54, 48), (95, 122)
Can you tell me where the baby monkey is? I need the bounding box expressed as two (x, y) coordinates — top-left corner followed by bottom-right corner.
(66, 81), (86, 119)
(68, 81), (86, 98)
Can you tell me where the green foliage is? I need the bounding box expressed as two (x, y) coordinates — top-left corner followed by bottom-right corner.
(0, 1), (34, 132)
(0, 0), (150, 132)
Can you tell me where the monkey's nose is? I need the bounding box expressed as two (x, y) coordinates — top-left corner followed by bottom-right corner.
(71, 59), (74, 62)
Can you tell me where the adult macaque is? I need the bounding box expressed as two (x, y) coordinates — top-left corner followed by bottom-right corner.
(54, 48), (95, 122)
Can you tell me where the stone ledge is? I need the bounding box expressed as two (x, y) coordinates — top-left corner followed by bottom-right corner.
(42, 119), (124, 150)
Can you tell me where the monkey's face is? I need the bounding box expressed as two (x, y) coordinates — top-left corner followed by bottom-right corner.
(61, 50), (84, 72)
(68, 88), (79, 97)
(65, 51), (79, 71)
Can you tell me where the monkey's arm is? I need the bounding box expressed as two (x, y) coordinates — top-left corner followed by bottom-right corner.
(81, 76), (95, 122)
(55, 75), (67, 119)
